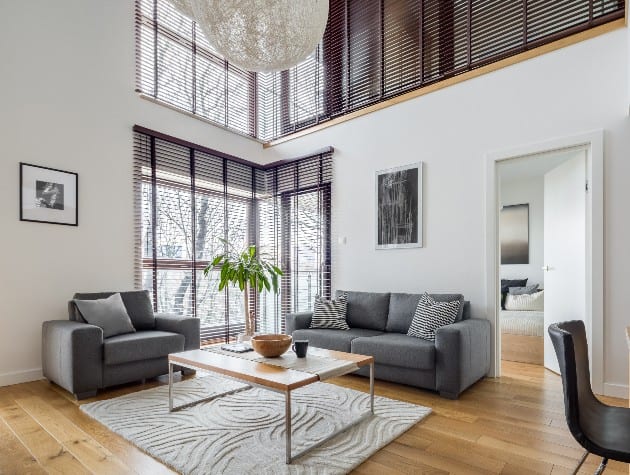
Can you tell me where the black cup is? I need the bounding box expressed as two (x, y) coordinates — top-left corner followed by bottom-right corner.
(292, 340), (309, 358)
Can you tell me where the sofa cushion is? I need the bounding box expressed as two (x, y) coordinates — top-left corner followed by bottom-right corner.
(335, 290), (390, 331)
(292, 328), (383, 353)
(104, 331), (184, 365)
(73, 293), (136, 338)
(72, 291), (156, 330)
(386, 292), (465, 333)
(351, 333), (435, 370)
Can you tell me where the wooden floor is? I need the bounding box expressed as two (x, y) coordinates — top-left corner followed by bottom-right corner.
(0, 361), (627, 474)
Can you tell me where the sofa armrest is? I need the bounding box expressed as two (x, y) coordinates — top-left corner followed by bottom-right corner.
(285, 312), (313, 335)
(155, 313), (200, 351)
(434, 318), (491, 399)
(42, 320), (103, 397)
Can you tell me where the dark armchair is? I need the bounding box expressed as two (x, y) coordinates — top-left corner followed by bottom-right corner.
(549, 320), (630, 474)
(42, 291), (200, 399)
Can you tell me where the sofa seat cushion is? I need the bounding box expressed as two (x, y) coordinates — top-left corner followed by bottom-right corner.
(292, 328), (383, 353)
(351, 333), (435, 370)
(104, 331), (184, 365)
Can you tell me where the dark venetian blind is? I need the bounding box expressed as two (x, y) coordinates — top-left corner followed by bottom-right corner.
(136, 0), (624, 142)
(133, 126), (333, 341)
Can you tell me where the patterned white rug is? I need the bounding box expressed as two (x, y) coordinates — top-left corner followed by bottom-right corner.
(81, 374), (430, 474)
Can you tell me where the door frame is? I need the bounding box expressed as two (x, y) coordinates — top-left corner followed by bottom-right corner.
(484, 130), (604, 394)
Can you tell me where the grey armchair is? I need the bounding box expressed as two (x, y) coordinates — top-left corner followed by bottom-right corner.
(42, 291), (200, 399)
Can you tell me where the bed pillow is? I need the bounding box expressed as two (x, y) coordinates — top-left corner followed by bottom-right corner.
(501, 278), (528, 309)
(504, 290), (544, 311)
(508, 284), (539, 295)
(501, 278), (528, 294)
(310, 293), (350, 330)
(407, 293), (460, 341)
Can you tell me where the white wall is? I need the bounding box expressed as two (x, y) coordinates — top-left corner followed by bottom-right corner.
(2, 2), (629, 397)
(499, 177), (545, 287)
(0, 1), (263, 386)
(261, 29), (630, 396)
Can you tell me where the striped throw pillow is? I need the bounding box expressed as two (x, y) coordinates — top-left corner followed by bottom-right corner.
(407, 292), (460, 341)
(310, 293), (350, 330)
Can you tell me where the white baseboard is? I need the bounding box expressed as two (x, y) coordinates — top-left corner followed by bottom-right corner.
(0, 368), (44, 387)
(603, 382), (629, 399)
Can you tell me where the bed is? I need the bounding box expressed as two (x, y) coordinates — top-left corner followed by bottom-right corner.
(500, 309), (544, 365)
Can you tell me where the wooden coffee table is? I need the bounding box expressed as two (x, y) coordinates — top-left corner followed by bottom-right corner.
(168, 347), (374, 464)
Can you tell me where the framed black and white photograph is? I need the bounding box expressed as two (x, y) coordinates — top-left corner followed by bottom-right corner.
(500, 203), (529, 264)
(20, 163), (78, 226)
(376, 162), (422, 249)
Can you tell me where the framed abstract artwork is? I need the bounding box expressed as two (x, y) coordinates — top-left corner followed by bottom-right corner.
(20, 162), (78, 226)
(375, 162), (422, 249)
(500, 203), (529, 264)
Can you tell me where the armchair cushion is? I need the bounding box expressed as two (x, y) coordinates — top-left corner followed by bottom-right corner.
(72, 290), (156, 330)
(104, 331), (184, 365)
(73, 293), (136, 338)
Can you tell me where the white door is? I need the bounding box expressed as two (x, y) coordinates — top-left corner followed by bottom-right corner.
(543, 151), (587, 373)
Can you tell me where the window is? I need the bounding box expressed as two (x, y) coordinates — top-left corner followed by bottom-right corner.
(136, 0), (624, 142)
(133, 127), (333, 341)
(135, 0), (256, 137)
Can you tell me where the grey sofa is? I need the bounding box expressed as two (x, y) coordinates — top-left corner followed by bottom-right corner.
(42, 290), (200, 399)
(286, 291), (491, 399)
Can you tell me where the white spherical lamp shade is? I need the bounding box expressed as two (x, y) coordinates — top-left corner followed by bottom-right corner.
(189, 0), (330, 73)
(169, 0), (195, 18)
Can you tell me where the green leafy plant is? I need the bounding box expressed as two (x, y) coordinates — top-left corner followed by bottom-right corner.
(204, 241), (283, 336)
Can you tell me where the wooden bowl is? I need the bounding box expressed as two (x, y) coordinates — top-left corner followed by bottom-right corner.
(251, 334), (292, 357)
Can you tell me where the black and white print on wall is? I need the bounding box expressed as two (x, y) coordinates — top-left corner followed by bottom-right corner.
(500, 203), (529, 264)
(20, 163), (78, 226)
(376, 162), (422, 249)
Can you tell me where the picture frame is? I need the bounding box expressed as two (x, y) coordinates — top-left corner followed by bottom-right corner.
(20, 162), (78, 226)
(375, 161), (423, 249)
(500, 203), (529, 264)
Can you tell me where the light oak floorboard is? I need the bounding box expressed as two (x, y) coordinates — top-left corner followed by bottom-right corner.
(0, 361), (627, 474)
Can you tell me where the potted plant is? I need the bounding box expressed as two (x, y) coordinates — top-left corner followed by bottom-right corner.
(204, 241), (283, 339)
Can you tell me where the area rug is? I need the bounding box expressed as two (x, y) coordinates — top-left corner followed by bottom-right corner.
(81, 375), (430, 474)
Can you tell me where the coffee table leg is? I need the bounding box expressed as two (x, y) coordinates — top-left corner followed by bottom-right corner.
(168, 361), (173, 412)
(285, 390), (292, 464)
(370, 361), (375, 415)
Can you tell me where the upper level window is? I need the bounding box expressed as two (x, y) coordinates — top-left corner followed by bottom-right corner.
(136, 0), (625, 142)
(135, 0), (256, 137)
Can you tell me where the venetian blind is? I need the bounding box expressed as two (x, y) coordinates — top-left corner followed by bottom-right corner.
(133, 126), (333, 341)
(136, 0), (624, 142)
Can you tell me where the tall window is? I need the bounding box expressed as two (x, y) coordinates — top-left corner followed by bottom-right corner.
(133, 127), (333, 341)
(136, 0), (624, 141)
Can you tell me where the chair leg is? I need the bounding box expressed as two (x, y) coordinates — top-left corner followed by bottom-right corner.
(593, 458), (608, 475)
(573, 450), (589, 475)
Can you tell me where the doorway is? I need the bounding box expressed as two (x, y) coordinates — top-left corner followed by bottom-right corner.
(485, 131), (604, 393)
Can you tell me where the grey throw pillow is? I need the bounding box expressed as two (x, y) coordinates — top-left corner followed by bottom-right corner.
(508, 284), (539, 295)
(73, 293), (136, 338)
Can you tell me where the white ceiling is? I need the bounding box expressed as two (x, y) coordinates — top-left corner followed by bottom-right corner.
(498, 147), (585, 184)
